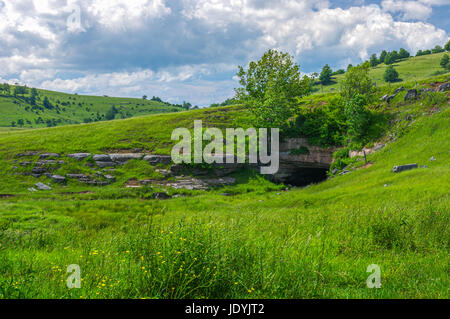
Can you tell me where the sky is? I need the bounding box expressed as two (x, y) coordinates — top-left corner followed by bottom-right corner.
(0, 0), (449, 106)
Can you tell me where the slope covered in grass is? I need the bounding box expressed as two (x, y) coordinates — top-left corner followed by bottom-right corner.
(0, 74), (448, 298)
(0, 87), (185, 128)
(313, 52), (450, 94)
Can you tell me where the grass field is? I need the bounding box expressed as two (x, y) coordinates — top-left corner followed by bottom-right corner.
(0, 74), (448, 298)
(313, 52), (450, 94)
(0, 88), (185, 128)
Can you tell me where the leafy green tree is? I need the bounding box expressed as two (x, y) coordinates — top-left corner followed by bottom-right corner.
(398, 48), (410, 59)
(445, 40), (450, 52)
(384, 52), (397, 65)
(43, 96), (53, 109)
(416, 50), (424, 56)
(17, 119), (24, 127)
(11, 121), (16, 127)
(369, 54), (378, 67)
(383, 65), (399, 83)
(340, 62), (375, 101)
(105, 105), (118, 120)
(319, 64), (333, 84)
(440, 54), (449, 69)
(235, 49), (311, 128)
(14, 85), (28, 96)
(142, 95), (147, 100)
(432, 45), (444, 54)
(344, 94), (371, 143)
(379, 50), (387, 64)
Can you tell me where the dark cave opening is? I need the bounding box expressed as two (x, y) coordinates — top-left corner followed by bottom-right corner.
(283, 167), (329, 187)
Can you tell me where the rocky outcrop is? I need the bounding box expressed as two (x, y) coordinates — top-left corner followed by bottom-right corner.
(143, 155), (172, 165)
(404, 89), (418, 101)
(67, 153), (91, 160)
(437, 82), (450, 92)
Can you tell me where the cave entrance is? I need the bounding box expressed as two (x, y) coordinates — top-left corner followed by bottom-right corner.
(283, 167), (329, 187)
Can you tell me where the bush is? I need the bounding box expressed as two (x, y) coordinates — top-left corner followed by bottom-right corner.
(440, 54), (449, 69)
(383, 65), (399, 83)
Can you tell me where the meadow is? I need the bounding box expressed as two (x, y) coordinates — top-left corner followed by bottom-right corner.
(0, 88), (185, 128)
(313, 52), (449, 94)
(0, 74), (448, 298)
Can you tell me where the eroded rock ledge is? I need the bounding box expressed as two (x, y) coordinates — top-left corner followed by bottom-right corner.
(11, 138), (336, 190)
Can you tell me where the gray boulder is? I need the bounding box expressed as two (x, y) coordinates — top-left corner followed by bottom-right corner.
(393, 164), (418, 173)
(437, 82), (450, 92)
(93, 154), (111, 161)
(39, 153), (60, 159)
(67, 153), (91, 160)
(394, 87), (405, 94)
(109, 153), (144, 163)
(96, 161), (116, 168)
(144, 155), (172, 165)
(404, 89), (418, 101)
(16, 151), (39, 158)
(50, 175), (66, 183)
(35, 182), (51, 190)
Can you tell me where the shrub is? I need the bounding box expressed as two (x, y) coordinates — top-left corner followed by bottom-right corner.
(383, 65), (399, 82)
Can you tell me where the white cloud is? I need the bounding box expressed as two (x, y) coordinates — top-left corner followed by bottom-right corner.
(0, 0), (448, 105)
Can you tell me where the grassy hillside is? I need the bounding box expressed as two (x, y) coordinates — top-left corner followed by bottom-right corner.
(0, 74), (448, 298)
(0, 87), (185, 128)
(313, 52), (450, 94)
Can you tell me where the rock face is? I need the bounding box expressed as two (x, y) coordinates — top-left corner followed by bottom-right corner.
(393, 164), (418, 173)
(272, 138), (335, 185)
(109, 153), (144, 163)
(144, 155), (172, 165)
(39, 153), (60, 159)
(67, 153), (91, 160)
(15, 141), (336, 190)
(93, 154), (111, 162)
(50, 175), (66, 183)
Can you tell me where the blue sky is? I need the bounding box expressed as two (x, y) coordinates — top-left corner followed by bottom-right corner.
(0, 0), (448, 106)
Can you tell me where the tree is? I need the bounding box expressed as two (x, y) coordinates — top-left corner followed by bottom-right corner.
(416, 50), (424, 56)
(340, 62), (375, 101)
(432, 45), (444, 54)
(369, 54), (378, 67)
(319, 64), (333, 84)
(384, 52), (397, 65)
(398, 48), (410, 59)
(105, 105), (118, 120)
(43, 96), (53, 109)
(17, 119), (24, 127)
(14, 85), (28, 96)
(440, 54), (450, 69)
(235, 49), (311, 128)
(379, 50), (388, 64)
(383, 65), (399, 83)
(142, 95), (147, 100)
(344, 94), (372, 143)
(445, 40), (450, 52)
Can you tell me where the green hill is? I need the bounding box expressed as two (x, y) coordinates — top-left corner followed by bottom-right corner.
(313, 52), (450, 94)
(0, 74), (448, 298)
(0, 87), (186, 128)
